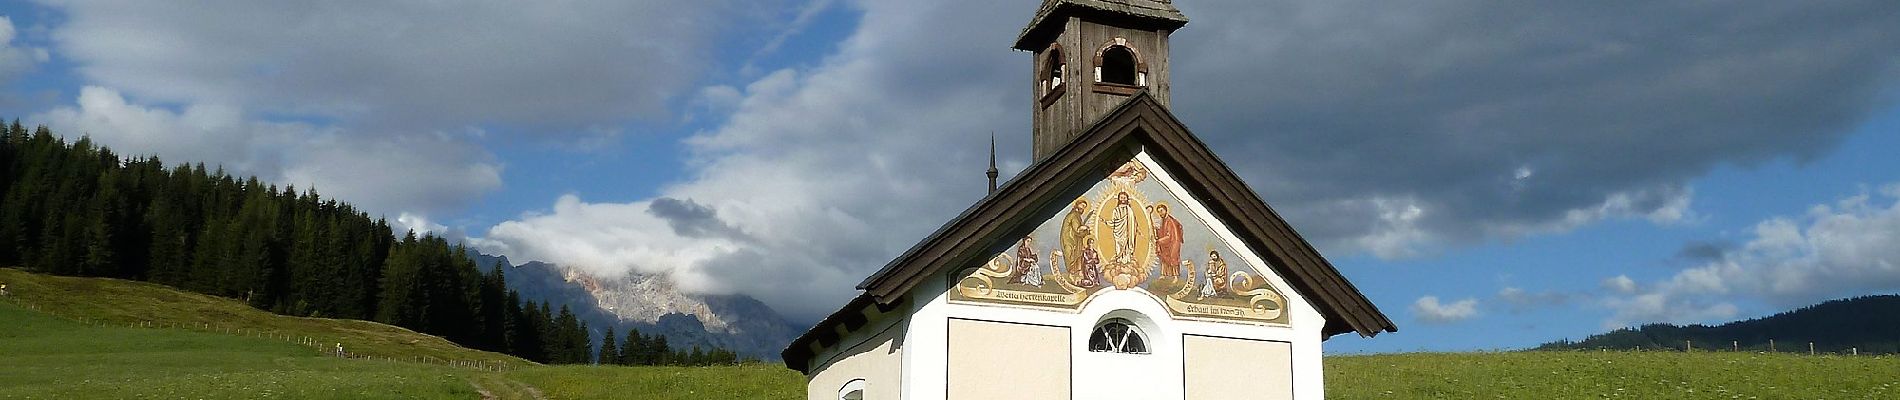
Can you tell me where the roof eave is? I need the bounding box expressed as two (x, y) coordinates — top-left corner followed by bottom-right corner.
(1011, 3), (1189, 51)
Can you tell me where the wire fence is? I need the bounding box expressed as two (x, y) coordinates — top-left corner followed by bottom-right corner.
(1575, 338), (1884, 357)
(0, 295), (523, 372)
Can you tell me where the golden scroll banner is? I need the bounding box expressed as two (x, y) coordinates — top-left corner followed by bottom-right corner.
(951, 263), (1090, 309)
(1163, 288), (1286, 323)
(957, 285), (1090, 307)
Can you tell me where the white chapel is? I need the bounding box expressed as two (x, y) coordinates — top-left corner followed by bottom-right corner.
(782, 1), (1397, 399)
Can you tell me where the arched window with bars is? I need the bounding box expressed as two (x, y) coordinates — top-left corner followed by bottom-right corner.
(1087, 318), (1149, 354)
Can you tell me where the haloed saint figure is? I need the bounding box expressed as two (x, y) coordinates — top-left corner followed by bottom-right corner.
(1011, 237), (1043, 286)
(1062, 198), (1104, 288)
(1150, 202), (1184, 279)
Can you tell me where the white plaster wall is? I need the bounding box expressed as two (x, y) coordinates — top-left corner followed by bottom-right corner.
(946, 319), (1070, 399)
(897, 151), (1330, 400)
(807, 314), (906, 400)
(1184, 335), (1294, 400)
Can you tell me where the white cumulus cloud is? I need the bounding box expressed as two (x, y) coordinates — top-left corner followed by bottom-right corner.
(32, 86), (502, 216)
(0, 16), (49, 83)
(1603, 185), (1900, 327)
(1602, 275), (1638, 294)
(36, 0), (773, 131)
(18, 0), (813, 231)
(1412, 296), (1481, 324)
(474, 0), (1030, 320)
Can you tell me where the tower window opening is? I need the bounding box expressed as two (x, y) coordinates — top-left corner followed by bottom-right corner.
(1043, 49), (1066, 96)
(1098, 46), (1138, 86)
(1087, 318), (1148, 354)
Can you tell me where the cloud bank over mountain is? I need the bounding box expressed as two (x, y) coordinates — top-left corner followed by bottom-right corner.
(25, 0), (793, 216)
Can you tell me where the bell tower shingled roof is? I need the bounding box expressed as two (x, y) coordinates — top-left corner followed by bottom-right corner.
(1014, 0), (1188, 51)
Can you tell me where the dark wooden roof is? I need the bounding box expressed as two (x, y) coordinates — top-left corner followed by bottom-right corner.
(1014, 0), (1189, 51)
(784, 91), (1396, 373)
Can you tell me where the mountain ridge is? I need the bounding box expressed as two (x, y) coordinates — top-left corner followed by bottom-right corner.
(1538, 295), (1900, 354)
(471, 252), (800, 360)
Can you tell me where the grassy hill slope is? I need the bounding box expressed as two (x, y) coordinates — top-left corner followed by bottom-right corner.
(0, 299), (802, 399)
(0, 267), (525, 369)
(0, 268), (801, 399)
(0, 301), (481, 399)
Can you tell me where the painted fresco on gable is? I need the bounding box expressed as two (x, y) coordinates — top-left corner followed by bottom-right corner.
(951, 159), (1289, 325)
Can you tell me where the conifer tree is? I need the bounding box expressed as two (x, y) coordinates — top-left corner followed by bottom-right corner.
(503, 290), (523, 354)
(573, 320), (593, 364)
(79, 170), (120, 276)
(652, 335), (671, 366)
(598, 326), (618, 365)
(144, 187), (188, 286)
(621, 328), (646, 365)
(547, 305), (585, 364)
(375, 231), (423, 328)
(514, 299), (549, 363)
(477, 262), (511, 352)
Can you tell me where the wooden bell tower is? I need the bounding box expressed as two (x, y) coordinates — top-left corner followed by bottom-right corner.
(1015, 0), (1188, 161)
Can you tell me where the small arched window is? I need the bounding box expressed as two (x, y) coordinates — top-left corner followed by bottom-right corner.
(1098, 45), (1138, 86)
(839, 379), (866, 400)
(1043, 49), (1066, 95)
(1087, 318), (1148, 354)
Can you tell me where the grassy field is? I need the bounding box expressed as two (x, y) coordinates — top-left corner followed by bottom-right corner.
(0, 296), (797, 400)
(3, 268), (1894, 399)
(509, 365), (803, 400)
(0, 268), (802, 399)
(0, 300), (479, 399)
(1327, 351), (1897, 399)
(0, 268), (525, 369)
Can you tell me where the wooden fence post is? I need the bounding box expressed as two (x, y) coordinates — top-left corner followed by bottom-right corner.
(1809, 342), (1815, 355)
(1769, 339), (1775, 352)
(1685, 340), (1692, 352)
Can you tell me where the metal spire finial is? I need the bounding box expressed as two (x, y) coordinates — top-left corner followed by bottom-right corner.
(987, 132), (1000, 194)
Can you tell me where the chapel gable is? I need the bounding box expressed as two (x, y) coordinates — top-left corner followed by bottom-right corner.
(949, 157), (1292, 326)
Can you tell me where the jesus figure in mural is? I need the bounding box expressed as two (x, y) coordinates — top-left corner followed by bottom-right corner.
(1107, 192), (1138, 266)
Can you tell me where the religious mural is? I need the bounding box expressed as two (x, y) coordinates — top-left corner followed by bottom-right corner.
(951, 159), (1290, 325)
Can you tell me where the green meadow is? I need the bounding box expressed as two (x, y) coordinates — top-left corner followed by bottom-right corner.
(2, 268), (1894, 399)
(0, 300), (478, 399)
(0, 299), (800, 400)
(0, 268), (526, 369)
(1327, 351), (1897, 399)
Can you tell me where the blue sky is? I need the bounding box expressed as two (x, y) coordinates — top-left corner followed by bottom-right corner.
(3, 1), (1898, 354)
(1334, 112), (1900, 352)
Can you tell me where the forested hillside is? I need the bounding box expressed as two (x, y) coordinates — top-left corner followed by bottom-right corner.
(0, 120), (733, 365)
(1539, 295), (1900, 354)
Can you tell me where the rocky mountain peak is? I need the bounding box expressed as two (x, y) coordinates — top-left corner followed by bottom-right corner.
(473, 252), (799, 360)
